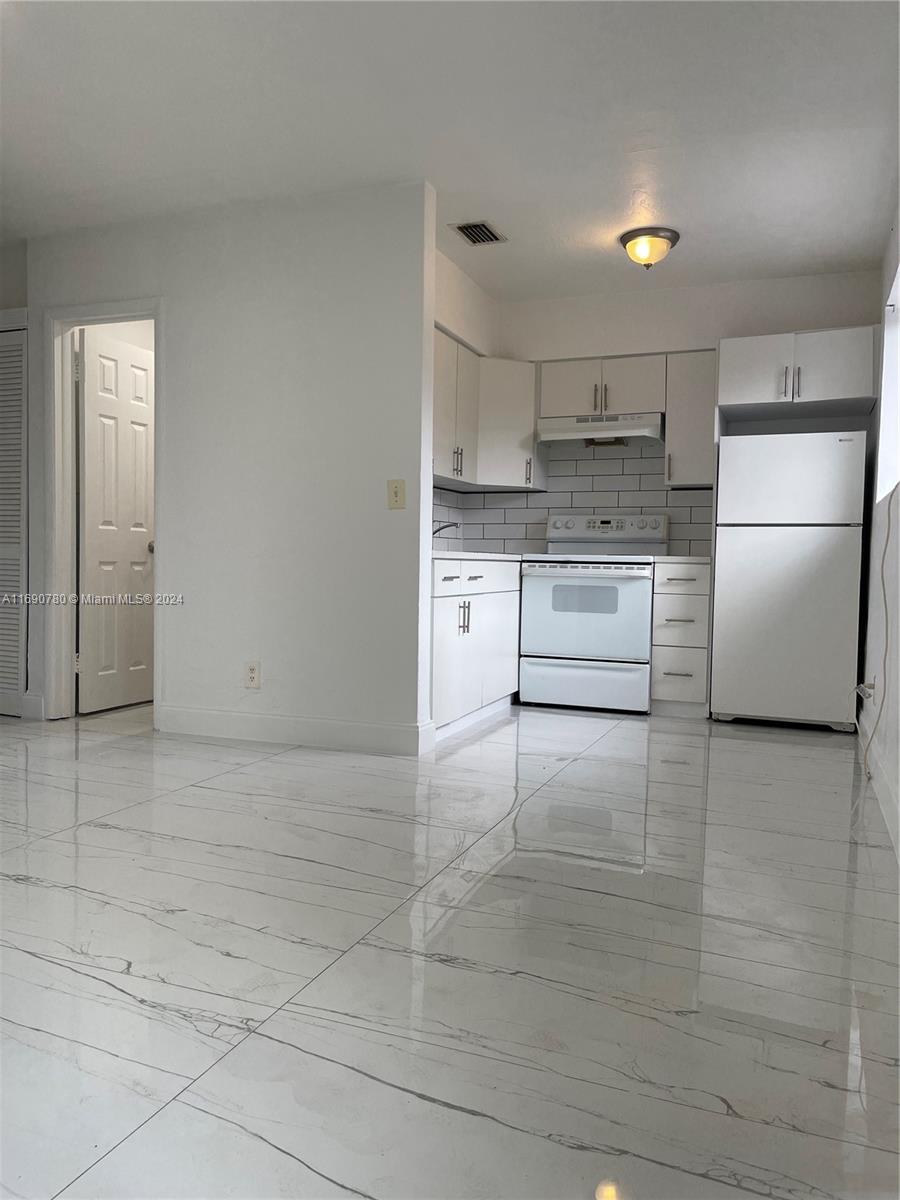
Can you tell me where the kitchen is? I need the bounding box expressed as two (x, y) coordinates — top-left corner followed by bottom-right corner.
(431, 293), (881, 739)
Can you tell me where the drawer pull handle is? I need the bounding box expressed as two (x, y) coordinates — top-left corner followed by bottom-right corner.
(665, 577), (697, 583)
(663, 617), (696, 623)
(442, 575), (460, 582)
(663, 671), (694, 678)
(467, 574), (484, 581)
(662, 758), (690, 765)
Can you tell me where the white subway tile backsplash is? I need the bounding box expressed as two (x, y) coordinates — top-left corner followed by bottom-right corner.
(594, 475), (639, 491)
(432, 443), (713, 555)
(484, 523), (526, 539)
(575, 459), (624, 475)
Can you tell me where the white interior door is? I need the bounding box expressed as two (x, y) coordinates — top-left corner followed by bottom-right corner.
(711, 525), (862, 727)
(79, 327), (155, 712)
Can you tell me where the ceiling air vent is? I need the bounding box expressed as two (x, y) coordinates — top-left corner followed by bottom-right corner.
(452, 221), (507, 246)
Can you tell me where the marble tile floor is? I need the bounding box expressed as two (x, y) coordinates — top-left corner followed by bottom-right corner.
(0, 704), (896, 1199)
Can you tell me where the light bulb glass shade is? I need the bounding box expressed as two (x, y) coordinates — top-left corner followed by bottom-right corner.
(619, 227), (679, 269)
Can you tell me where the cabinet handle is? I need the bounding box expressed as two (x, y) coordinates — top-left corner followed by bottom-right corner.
(795, 366), (801, 399)
(464, 600), (471, 633)
(459, 447), (464, 476)
(603, 383), (608, 412)
(664, 576), (697, 582)
(663, 671), (694, 678)
(442, 575), (460, 582)
(467, 574), (484, 581)
(783, 366), (789, 398)
(666, 452), (672, 483)
(593, 383), (599, 412)
(525, 456), (532, 485)
(458, 601), (466, 634)
(664, 617), (696, 623)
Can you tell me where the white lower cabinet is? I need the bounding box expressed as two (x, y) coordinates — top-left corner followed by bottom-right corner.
(432, 562), (521, 728)
(651, 559), (711, 709)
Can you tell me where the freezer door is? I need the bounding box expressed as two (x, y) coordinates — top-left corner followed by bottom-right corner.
(711, 525), (862, 726)
(716, 431), (866, 525)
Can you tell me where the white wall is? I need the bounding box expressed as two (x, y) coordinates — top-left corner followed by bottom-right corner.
(435, 250), (499, 356)
(498, 269), (882, 361)
(27, 183), (436, 752)
(0, 241), (27, 309)
(860, 213), (899, 856)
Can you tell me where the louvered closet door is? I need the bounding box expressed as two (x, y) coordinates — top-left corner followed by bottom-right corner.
(0, 330), (27, 716)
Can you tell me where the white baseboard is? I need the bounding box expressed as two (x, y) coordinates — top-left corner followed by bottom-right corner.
(651, 700), (709, 720)
(155, 703), (433, 756)
(21, 693), (45, 720)
(858, 709), (899, 860)
(435, 696), (513, 742)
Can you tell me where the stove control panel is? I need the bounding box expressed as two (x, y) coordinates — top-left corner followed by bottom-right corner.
(546, 514), (669, 541)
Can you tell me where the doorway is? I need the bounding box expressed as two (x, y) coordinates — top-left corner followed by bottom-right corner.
(73, 319), (155, 713)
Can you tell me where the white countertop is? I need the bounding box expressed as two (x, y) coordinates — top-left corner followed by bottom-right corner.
(433, 551), (711, 564)
(432, 550), (523, 561)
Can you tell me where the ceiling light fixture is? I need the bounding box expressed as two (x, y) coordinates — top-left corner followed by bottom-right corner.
(619, 226), (680, 270)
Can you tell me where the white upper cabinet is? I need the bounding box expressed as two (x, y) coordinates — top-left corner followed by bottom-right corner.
(718, 326), (876, 407)
(540, 354), (665, 417)
(792, 326), (874, 404)
(433, 329), (458, 477)
(664, 350), (717, 488)
(539, 358), (602, 417)
(717, 333), (794, 407)
(477, 358), (537, 489)
(432, 329), (479, 483)
(601, 354), (666, 415)
(455, 344), (480, 482)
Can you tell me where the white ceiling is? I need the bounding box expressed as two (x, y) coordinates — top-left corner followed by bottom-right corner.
(2, 2), (897, 301)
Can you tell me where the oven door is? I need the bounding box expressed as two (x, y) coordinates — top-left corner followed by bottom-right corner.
(520, 568), (652, 661)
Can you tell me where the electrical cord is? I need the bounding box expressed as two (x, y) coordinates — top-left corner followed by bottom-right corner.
(862, 480), (899, 779)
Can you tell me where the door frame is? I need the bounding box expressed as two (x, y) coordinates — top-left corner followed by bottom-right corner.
(42, 297), (163, 719)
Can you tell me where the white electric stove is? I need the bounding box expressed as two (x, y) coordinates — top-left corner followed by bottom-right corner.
(519, 515), (669, 713)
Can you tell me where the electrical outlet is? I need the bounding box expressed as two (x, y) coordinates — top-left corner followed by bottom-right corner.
(245, 661), (261, 689)
(387, 479), (406, 510)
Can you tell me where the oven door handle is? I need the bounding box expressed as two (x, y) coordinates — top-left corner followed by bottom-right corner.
(521, 567), (652, 581)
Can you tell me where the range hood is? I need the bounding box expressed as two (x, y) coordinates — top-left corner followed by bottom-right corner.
(537, 411), (663, 444)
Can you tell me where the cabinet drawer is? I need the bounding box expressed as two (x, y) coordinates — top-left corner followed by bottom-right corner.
(651, 647), (708, 703)
(652, 593), (709, 648)
(433, 561), (462, 596)
(654, 563), (710, 595)
(459, 560), (521, 595)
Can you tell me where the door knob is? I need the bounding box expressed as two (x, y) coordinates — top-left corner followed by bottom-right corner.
(147, 540), (155, 554)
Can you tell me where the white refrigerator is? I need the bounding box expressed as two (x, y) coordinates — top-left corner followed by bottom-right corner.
(711, 430), (866, 731)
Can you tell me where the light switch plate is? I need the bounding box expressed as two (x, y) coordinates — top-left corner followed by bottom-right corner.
(387, 479), (406, 509)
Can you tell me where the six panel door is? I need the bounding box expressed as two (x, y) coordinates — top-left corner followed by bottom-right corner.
(79, 327), (155, 713)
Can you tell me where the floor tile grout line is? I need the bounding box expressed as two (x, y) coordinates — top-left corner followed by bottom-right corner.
(0, 740), (311, 859)
(47, 713), (623, 1197)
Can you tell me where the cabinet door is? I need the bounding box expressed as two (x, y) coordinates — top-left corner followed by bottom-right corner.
(664, 351), (717, 487)
(601, 354), (666, 415)
(433, 329), (457, 477)
(717, 334), (794, 406)
(432, 596), (480, 727)
(473, 590), (520, 706)
(477, 358), (536, 488)
(455, 343), (480, 482)
(540, 358), (602, 417)
(792, 326), (874, 403)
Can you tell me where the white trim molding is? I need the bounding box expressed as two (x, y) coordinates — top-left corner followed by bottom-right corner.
(156, 703), (435, 757)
